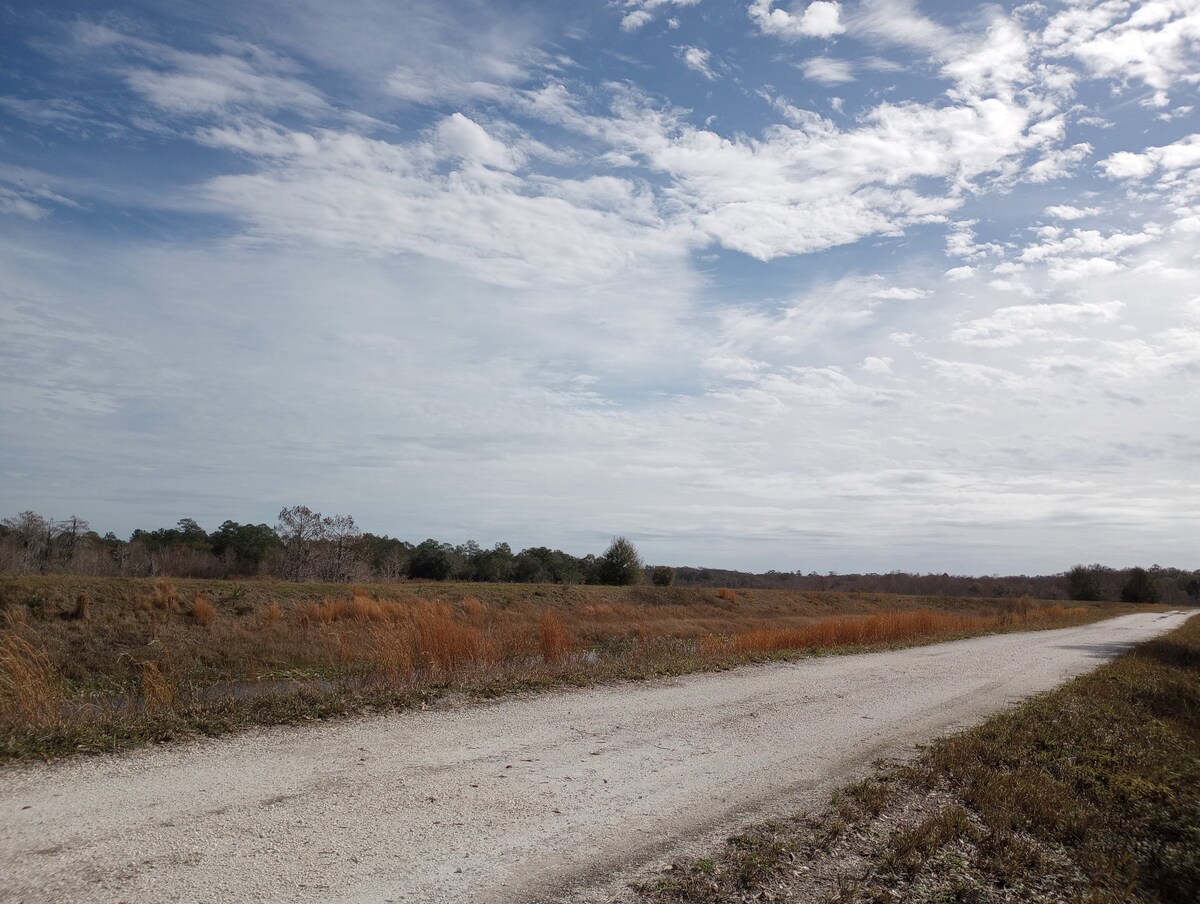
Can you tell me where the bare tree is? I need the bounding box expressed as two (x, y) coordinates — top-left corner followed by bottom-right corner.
(276, 505), (325, 581)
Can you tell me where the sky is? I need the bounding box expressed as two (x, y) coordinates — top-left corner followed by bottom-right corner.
(1, 0), (1198, 575)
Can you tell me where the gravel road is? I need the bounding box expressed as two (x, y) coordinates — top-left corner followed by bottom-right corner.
(2, 611), (1191, 904)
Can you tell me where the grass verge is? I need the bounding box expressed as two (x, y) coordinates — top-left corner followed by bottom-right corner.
(0, 575), (1142, 762)
(632, 612), (1199, 904)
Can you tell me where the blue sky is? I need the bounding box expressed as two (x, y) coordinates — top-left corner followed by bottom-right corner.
(2, 0), (1198, 573)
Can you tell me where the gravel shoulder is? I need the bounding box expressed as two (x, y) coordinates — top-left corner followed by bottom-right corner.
(1, 611), (1190, 904)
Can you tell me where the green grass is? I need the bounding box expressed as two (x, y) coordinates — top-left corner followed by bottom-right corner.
(632, 612), (1200, 904)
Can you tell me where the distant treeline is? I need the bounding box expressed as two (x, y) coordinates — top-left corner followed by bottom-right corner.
(1, 508), (1197, 604)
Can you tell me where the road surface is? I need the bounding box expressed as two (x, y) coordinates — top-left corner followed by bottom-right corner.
(1, 610), (1191, 904)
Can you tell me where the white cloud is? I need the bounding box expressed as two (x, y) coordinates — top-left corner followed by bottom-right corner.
(802, 57), (855, 84)
(946, 221), (1003, 259)
(848, 0), (955, 52)
(749, 1), (846, 40)
(1042, 0), (1200, 107)
(942, 15), (1033, 101)
(1044, 204), (1101, 219)
(1100, 150), (1161, 181)
(1100, 134), (1200, 183)
(435, 113), (520, 170)
(67, 23), (328, 118)
(862, 355), (893, 374)
(871, 286), (930, 300)
(572, 82), (1066, 260)
(622, 0), (702, 32)
(1025, 142), (1092, 182)
(622, 11), (654, 32)
(1020, 227), (1158, 264)
(952, 300), (1124, 347)
(679, 46), (717, 80)
(0, 187), (50, 220)
(198, 122), (681, 289)
(945, 265), (977, 280)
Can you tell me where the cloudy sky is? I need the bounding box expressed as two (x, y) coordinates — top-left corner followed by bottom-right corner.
(2, 1), (1198, 574)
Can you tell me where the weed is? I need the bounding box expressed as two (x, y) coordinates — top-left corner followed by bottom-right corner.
(191, 593), (215, 627)
(152, 580), (179, 611)
(539, 611), (572, 664)
(141, 661), (176, 712)
(0, 630), (62, 725)
(71, 591), (89, 621)
(884, 805), (976, 876)
(414, 602), (486, 671)
(462, 596), (487, 621)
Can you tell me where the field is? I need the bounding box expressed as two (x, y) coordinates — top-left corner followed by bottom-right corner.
(0, 575), (1126, 760)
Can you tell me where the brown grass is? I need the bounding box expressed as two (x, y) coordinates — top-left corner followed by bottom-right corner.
(141, 661), (176, 712)
(190, 593), (215, 627)
(733, 606), (1089, 654)
(0, 629), (62, 726)
(0, 575), (1134, 760)
(72, 592), (89, 621)
(539, 611), (573, 664)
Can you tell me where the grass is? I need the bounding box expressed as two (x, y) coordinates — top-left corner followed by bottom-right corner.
(0, 574), (1142, 762)
(633, 611), (1200, 904)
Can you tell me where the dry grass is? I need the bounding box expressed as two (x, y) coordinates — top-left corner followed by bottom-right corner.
(191, 593), (215, 627)
(539, 611), (573, 664)
(732, 606), (1089, 653)
(0, 628), (62, 726)
(0, 575), (1135, 760)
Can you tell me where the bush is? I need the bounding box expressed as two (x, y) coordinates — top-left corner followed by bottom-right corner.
(651, 565), (675, 587)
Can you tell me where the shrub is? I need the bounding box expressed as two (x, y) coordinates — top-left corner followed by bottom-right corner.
(651, 566), (675, 587)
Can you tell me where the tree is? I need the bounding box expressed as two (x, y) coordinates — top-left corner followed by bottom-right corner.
(409, 539), (454, 581)
(1187, 578), (1200, 604)
(320, 513), (363, 582)
(1066, 564), (1106, 601)
(594, 536), (643, 586)
(1, 511), (53, 573)
(275, 505), (325, 581)
(651, 565), (675, 587)
(1120, 567), (1160, 604)
(212, 521), (282, 573)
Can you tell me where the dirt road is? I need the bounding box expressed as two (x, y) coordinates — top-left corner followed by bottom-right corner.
(1, 611), (1191, 904)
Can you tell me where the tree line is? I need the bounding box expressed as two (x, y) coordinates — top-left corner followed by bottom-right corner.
(1, 508), (1196, 603)
(0, 508), (647, 586)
